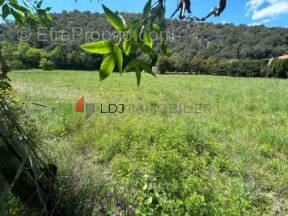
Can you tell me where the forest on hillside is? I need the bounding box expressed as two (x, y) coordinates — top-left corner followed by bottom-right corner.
(1, 10), (288, 77)
(1, 10), (288, 58)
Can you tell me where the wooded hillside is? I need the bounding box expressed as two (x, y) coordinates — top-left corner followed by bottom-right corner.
(1, 10), (288, 59)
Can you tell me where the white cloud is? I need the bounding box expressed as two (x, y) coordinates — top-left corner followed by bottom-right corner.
(248, 22), (263, 26)
(246, 0), (288, 21)
(248, 18), (273, 26)
(246, 0), (267, 9)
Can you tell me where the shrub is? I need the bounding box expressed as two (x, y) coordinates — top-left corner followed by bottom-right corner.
(174, 54), (193, 73)
(229, 59), (266, 77)
(206, 59), (268, 77)
(48, 47), (66, 69)
(25, 48), (41, 68)
(66, 51), (86, 70)
(268, 58), (288, 78)
(156, 55), (175, 74)
(10, 60), (25, 70)
(13, 42), (30, 67)
(39, 58), (54, 71)
(209, 60), (231, 76)
(1, 41), (17, 61)
(191, 55), (207, 74)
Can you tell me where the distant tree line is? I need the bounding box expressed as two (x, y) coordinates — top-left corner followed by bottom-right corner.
(1, 41), (103, 70)
(1, 10), (288, 78)
(2, 11), (288, 59)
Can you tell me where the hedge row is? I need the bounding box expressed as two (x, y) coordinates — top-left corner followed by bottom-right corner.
(3, 41), (288, 78)
(156, 54), (288, 78)
(2, 41), (103, 71)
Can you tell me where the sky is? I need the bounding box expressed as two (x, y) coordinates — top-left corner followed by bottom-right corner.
(42, 0), (288, 27)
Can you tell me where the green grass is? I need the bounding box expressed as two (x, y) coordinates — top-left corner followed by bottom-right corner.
(10, 69), (288, 215)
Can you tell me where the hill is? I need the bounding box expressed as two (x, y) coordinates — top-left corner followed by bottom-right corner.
(1, 10), (288, 60)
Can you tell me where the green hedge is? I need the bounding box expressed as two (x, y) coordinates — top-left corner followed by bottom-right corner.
(3, 40), (287, 79)
(268, 58), (288, 78)
(156, 54), (271, 78)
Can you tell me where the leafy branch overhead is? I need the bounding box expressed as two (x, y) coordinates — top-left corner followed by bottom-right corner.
(1, 0), (52, 92)
(0, 0), (52, 27)
(81, 0), (227, 86)
(81, 0), (167, 86)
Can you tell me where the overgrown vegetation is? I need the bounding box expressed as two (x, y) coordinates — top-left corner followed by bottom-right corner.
(2, 40), (287, 78)
(2, 11), (288, 60)
(9, 70), (288, 215)
(2, 11), (288, 79)
(156, 55), (271, 77)
(2, 1), (288, 215)
(268, 58), (288, 78)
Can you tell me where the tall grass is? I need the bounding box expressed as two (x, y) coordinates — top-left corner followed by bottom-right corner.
(10, 70), (288, 215)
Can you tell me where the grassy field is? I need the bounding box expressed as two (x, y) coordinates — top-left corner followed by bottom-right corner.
(10, 69), (288, 215)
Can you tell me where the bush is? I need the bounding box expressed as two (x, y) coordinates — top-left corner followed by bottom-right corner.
(10, 60), (25, 70)
(228, 59), (267, 77)
(48, 47), (66, 69)
(1, 41), (17, 61)
(205, 59), (268, 77)
(156, 55), (175, 74)
(191, 55), (207, 74)
(268, 58), (288, 78)
(208, 60), (231, 76)
(175, 54), (193, 73)
(39, 58), (54, 71)
(66, 51), (86, 70)
(25, 48), (41, 68)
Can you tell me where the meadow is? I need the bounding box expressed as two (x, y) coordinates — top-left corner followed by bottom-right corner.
(9, 70), (288, 215)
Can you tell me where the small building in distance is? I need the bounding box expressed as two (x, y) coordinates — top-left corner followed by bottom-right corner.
(268, 54), (288, 65)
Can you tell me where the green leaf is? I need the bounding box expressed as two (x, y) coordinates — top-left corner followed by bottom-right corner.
(2, 4), (10, 19)
(0, 0), (5, 6)
(127, 20), (141, 29)
(141, 45), (156, 57)
(99, 54), (116, 81)
(136, 69), (141, 87)
(114, 45), (123, 73)
(81, 41), (113, 54)
(125, 59), (156, 77)
(132, 29), (140, 42)
(125, 59), (138, 72)
(118, 13), (126, 26)
(102, 4), (125, 32)
(143, 32), (153, 48)
(140, 61), (156, 77)
(143, 0), (152, 17)
(36, 0), (43, 9)
(130, 42), (138, 53)
(123, 35), (132, 56)
(11, 9), (24, 25)
(0, 81), (12, 90)
(152, 23), (160, 32)
(161, 32), (168, 55)
(14, 5), (29, 14)
(161, 41), (167, 55)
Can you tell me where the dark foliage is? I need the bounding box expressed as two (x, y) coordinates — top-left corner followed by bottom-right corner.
(268, 58), (288, 78)
(1, 11), (288, 59)
(1, 10), (288, 78)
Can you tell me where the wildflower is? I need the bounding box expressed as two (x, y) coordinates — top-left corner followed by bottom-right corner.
(101, 201), (107, 209)
(128, 205), (135, 213)
(106, 192), (112, 199)
(116, 201), (124, 208)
